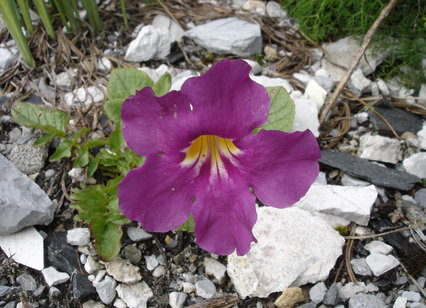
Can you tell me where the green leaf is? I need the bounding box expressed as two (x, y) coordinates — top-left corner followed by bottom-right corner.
(33, 0), (56, 40)
(152, 73), (171, 96)
(74, 146), (89, 167)
(176, 214), (195, 232)
(104, 68), (154, 123)
(34, 132), (56, 146)
(88, 158), (99, 177)
(50, 139), (73, 161)
(16, 0), (33, 34)
(254, 87), (295, 133)
(90, 218), (122, 261)
(83, 138), (108, 149)
(71, 127), (90, 142)
(109, 122), (125, 152)
(12, 103), (69, 136)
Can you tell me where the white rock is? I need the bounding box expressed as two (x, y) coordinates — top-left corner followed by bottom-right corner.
(116, 281), (153, 308)
(341, 174), (370, 187)
(152, 15), (184, 42)
(250, 75), (293, 93)
(355, 112), (369, 124)
(169, 292), (187, 308)
(96, 275), (117, 305)
(84, 255), (100, 274)
(418, 84), (426, 104)
(377, 78), (391, 96)
(242, 0), (265, 15)
(152, 265), (166, 278)
(387, 77), (415, 102)
(105, 257), (142, 284)
(418, 122), (426, 150)
(127, 226), (152, 241)
(359, 133), (403, 164)
(195, 279), (216, 299)
(304, 79), (327, 110)
(125, 25), (173, 62)
(184, 17), (262, 56)
(338, 282), (365, 301)
(310, 281), (327, 304)
(67, 228), (90, 246)
(97, 57), (112, 73)
(227, 207), (344, 299)
(171, 70), (198, 91)
(348, 68), (371, 97)
(64, 86), (105, 109)
(401, 291), (421, 302)
(294, 184), (377, 226)
(0, 43), (18, 76)
(82, 300), (105, 308)
(243, 59), (262, 75)
(113, 298), (127, 308)
(321, 36), (387, 82)
(53, 70), (75, 88)
(42, 266), (70, 286)
(293, 72), (312, 84)
(204, 257), (227, 284)
(366, 253), (399, 276)
(290, 92), (320, 137)
(364, 240), (393, 255)
(93, 270), (107, 286)
(144, 255), (159, 271)
(182, 282), (195, 294)
(139, 64), (170, 83)
(0, 227), (44, 270)
(68, 167), (85, 182)
(393, 296), (408, 308)
(315, 172), (327, 185)
(266, 1), (287, 19)
(403, 152), (426, 178)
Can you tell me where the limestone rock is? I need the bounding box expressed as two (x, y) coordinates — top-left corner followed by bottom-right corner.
(184, 17), (262, 56)
(125, 25), (173, 62)
(0, 153), (54, 235)
(116, 281), (153, 308)
(67, 228), (91, 246)
(105, 257), (142, 284)
(204, 257), (227, 284)
(274, 287), (304, 308)
(295, 184), (377, 226)
(290, 91), (320, 137)
(359, 133), (402, 164)
(64, 86), (105, 109)
(250, 75), (293, 93)
(8, 138), (48, 175)
(152, 15), (184, 42)
(42, 266), (70, 286)
(366, 253), (399, 276)
(227, 207), (344, 298)
(403, 152), (426, 178)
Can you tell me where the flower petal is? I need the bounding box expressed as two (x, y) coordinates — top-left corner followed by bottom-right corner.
(181, 59), (270, 139)
(118, 154), (195, 232)
(121, 87), (196, 157)
(192, 176), (257, 256)
(237, 129), (320, 208)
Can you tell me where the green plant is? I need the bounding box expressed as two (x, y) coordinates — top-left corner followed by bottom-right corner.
(280, 0), (425, 89)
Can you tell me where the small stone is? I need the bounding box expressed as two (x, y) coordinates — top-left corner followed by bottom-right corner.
(152, 14), (184, 42)
(84, 255), (100, 275)
(34, 285), (45, 297)
(144, 255), (159, 271)
(274, 287), (304, 308)
(195, 278), (216, 299)
(366, 253), (399, 276)
(82, 300), (106, 308)
(44, 169), (55, 179)
(67, 228), (91, 246)
(116, 281), (153, 308)
(53, 70), (75, 88)
(169, 292), (187, 308)
(127, 226), (152, 241)
(113, 298), (127, 308)
(8, 139), (48, 175)
(64, 86), (105, 109)
(393, 296), (408, 308)
(266, 1), (288, 19)
(49, 286), (61, 299)
(364, 240), (393, 255)
(348, 68), (371, 97)
(182, 282), (195, 294)
(97, 57), (112, 73)
(323, 283), (339, 306)
(48, 232), (81, 275)
(309, 282), (327, 304)
(122, 244), (142, 264)
(348, 293), (387, 308)
(304, 79), (327, 110)
(152, 265), (166, 278)
(96, 275), (117, 305)
(242, 0), (265, 14)
(264, 45), (278, 61)
(204, 257), (227, 284)
(350, 258), (372, 276)
(414, 189), (426, 208)
(401, 291), (421, 302)
(42, 266), (70, 286)
(0, 285), (11, 297)
(403, 152), (426, 178)
(355, 112), (369, 124)
(16, 273), (37, 291)
(250, 75), (293, 93)
(359, 133), (403, 164)
(73, 273), (97, 300)
(290, 92), (320, 137)
(105, 257), (141, 284)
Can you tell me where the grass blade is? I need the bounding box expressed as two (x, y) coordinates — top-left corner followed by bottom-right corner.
(120, 0), (128, 30)
(16, 0), (33, 34)
(33, 0), (56, 40)
(81, 0), (101, 33)
(0, 0), (35, 67)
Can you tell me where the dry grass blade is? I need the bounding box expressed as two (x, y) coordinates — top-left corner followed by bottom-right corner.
(345, 223), (357, 284)
(186, 294), (239, 308)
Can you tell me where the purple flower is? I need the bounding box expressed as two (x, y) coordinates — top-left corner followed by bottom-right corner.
(118, 59), (320, 256)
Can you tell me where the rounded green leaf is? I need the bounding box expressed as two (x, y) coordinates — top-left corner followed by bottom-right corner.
(90, 218), (122, 261)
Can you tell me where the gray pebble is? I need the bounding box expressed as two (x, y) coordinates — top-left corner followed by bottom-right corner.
(44, 169), (55, 179)
(348, 293), (387, 308)
(16, 273), (37, 291)
(323, 282), (339, 306)
(195, 278), (216, 299)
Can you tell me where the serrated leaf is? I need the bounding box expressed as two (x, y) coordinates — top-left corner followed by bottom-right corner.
(50, 139), (73, 161)
(176, 214), (195, 232)
(74, 146), (89, 167)
(90, 218), (122, 261)
(12, 102), (69, 136)
(152, 73), (171, 96)
(104, 68), (154, 123)
(254, 87), (295, 133)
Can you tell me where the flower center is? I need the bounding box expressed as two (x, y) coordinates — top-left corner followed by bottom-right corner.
(182, 135), (240, 178)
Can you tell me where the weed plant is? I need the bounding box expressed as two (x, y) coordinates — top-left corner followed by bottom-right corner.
(280, 0), (425, 90)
